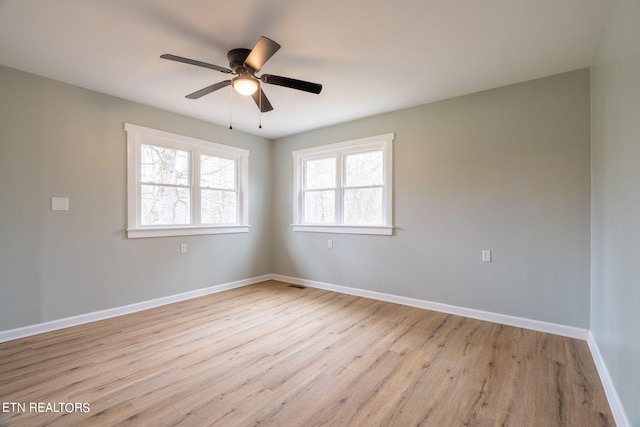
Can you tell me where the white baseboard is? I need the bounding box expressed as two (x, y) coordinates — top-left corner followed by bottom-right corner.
(587, 332), (631, 427)
(0, 273), (589, 343)
(271, 274), (589, 340)
(0, 274), (271, 344)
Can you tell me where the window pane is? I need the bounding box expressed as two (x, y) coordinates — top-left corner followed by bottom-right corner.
(344, 187), (383, 225)
(304, 190), (335, 223)
(141, 144), (189, 185)
(201, 155), (235, 189)
(141, 185), (190, 225)
(201, 189), (237, 224)
(305, 157), (336, 190)
(345, 151), (383, 187)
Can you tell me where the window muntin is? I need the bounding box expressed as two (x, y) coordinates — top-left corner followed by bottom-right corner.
(292, 133), (393, 235)
(126, 124), (249, 238)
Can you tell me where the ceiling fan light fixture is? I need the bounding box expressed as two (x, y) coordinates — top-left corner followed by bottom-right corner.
(232, 75), (259, 96)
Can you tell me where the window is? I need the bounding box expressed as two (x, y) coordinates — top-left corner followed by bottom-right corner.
(125, 124), (249, 238)
(292, 133), (394, 235)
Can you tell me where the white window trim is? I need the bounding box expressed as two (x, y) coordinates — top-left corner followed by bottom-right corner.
(292, 133), (394, 236)
(125, 123), (249, 238)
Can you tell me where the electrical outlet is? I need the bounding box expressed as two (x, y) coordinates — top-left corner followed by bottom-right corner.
(482, 250), (492, 263)
(180, 243), (187, 254)
(328, 239), (333, 249)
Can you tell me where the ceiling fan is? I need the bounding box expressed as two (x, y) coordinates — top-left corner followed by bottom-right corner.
(161, 36), (322, 113)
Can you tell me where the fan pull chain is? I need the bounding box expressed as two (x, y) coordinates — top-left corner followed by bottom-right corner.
(259, 90), (262, 129)
(229, 86), (233, 130)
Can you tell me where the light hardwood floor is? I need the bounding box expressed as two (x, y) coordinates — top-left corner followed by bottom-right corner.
(0, 280), (613, 426)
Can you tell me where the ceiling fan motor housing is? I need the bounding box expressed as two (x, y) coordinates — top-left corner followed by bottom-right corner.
(227, 48), (252, 72)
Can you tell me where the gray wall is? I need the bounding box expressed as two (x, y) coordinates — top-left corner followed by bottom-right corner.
(591, 0), (640, 424)
(0, 65), (273, 330)
(272, 69), (592, 328)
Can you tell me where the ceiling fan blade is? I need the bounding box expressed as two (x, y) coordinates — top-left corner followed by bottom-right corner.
(186, 80), (231, 99)
(161, 54), (233, 74)
(260, 74), (322, 94)
(251, 88), (274, 112)
(244, 37), (281, 72)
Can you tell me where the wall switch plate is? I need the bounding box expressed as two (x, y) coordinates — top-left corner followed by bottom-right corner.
(51, 197), (69, 211)
(328, 239), (333, 249)
(180, 243), (187, 254)
(482, 250), (492, 263)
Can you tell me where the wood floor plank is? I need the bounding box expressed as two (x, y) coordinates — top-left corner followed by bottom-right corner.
(0, 280), (614, 426)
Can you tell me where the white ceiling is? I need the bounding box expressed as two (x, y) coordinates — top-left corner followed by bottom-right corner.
(0, 0), (612, 139)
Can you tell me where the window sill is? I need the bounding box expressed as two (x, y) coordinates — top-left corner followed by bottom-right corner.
(291, 224), (393, 236)
(127, 225), (250, 239)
